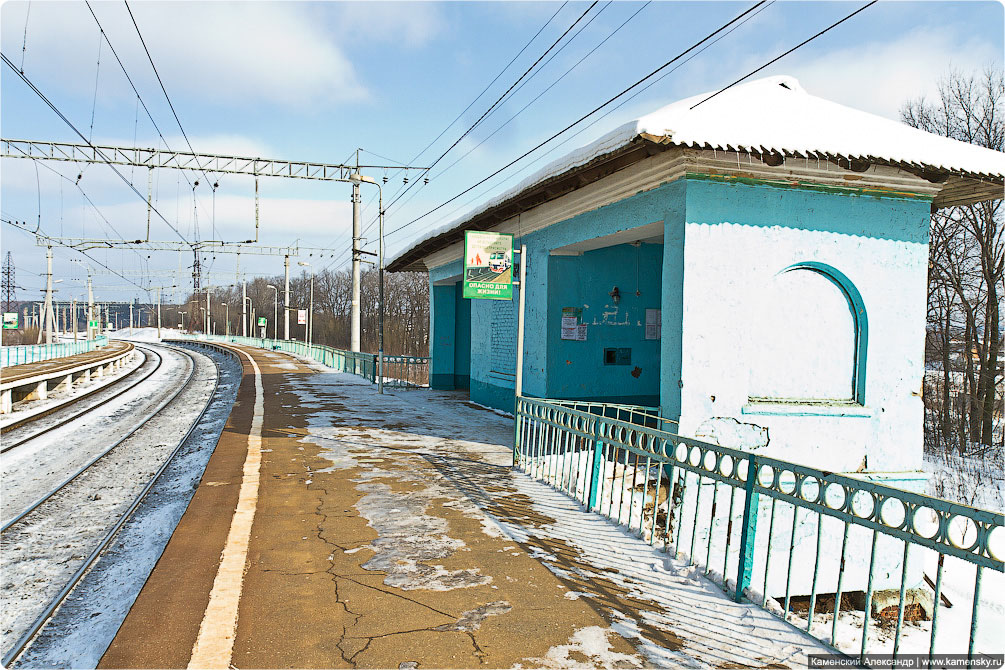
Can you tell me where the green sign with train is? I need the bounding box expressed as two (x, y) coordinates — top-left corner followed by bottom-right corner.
(463, 231), (514, 301)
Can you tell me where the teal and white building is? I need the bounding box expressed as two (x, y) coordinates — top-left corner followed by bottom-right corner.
(388, 76), (1004, 484)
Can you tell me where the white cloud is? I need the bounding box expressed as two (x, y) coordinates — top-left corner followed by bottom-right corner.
(335, 2), (445, 48)
(755, 27), (1001, 120)
(1, 1), (368, 108)
(64, 192), (353, 246)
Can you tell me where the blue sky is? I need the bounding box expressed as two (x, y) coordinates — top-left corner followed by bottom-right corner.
(1, 0), (1001, 303)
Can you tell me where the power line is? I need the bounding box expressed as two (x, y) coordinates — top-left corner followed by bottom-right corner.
(328, 2), (611, 275)
(431, 2), (650, 188)
(340, 2), (573, 251)
(689, 1), (877, 110)
(123, 1), (214, 190)
(350, 0), (650, 266)
(385, 1), (770, 240)
(0, 51), (191, 246)
(383, 1), (600, 215)
(402, 2), (569, 171)
(419, 0), (776, 236)
(2, 218), (148, 291)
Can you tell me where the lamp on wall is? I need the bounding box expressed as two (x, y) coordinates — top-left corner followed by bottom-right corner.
(609, 286), (621, 304)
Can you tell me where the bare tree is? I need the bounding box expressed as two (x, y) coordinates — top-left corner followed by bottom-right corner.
(903, 66), (1004, 451)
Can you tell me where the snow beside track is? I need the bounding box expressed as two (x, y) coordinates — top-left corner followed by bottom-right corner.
(0, 343), (221, 660)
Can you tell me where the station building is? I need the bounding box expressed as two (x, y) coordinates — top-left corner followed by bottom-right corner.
(388, 76), (1004, 482)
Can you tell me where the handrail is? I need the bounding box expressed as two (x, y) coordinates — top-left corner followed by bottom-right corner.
(0, 336), (109, 368)
(175, 334), (429, 388)
(514, 395), (1003, 661)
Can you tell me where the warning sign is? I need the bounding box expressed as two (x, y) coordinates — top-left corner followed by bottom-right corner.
(463, 231), (514, 300)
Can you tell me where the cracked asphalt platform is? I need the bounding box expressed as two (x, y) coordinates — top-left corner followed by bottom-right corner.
(99, 343), (829, 669)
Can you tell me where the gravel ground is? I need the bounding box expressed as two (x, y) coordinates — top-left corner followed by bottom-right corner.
(1, 346), (190, 523)
(0, 342), (222, 659)
(12, 344), (242, 669)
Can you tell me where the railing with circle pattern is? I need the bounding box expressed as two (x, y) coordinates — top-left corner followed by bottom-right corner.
(514, 395), (1003, 664)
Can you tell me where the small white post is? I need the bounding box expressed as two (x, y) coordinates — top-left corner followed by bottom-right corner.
(515, 244), (527, 398)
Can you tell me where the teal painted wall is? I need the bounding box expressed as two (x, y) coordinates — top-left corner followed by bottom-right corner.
(463, 179), (687, 413)
(454, 281), (471, 389)
(660, 198), (686, 422)
(429, 260), (463, 390)
(546, 243), (663, 404)
(685, 176), (931, 244)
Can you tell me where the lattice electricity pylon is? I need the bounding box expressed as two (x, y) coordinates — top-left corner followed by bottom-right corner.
(1, 251), (15, 314)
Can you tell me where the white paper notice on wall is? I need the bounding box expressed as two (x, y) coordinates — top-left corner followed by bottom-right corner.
(561, 307), (584, 341)
(645, 308), (661, 340)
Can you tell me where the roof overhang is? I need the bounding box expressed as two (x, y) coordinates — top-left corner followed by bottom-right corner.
(388, 134), (1003, 274)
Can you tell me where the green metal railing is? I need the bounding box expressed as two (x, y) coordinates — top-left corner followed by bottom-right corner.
(515, 396), (1003, 662)
(177, 334), (429, 389)
(0, 336), (109, 368)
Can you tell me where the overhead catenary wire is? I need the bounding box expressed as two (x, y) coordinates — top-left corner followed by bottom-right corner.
(384, 1), (771, 241)
(324, 3), (605, 274)
(347, 0), (653, 271)
(85, 1), (203, 206)
(386, 0), (876, 246)
(2, 218), (148, 291)
(689, 1), (877, 110)
(410, 0), (776, 239)
(0, 52), (191, 246)
(425, 2), (651, 193)
(399, 1), (569, 174)
(381, 1), (600, 216)
(123, 0), (217, 192)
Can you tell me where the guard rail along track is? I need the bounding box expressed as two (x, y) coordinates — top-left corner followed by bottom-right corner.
(1, 342), (234, 667)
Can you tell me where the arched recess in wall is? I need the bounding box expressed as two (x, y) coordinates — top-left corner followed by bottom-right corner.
(747, 262), (867, 404)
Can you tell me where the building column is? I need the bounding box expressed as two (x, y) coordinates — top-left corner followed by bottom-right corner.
(429, 282), (457, 390)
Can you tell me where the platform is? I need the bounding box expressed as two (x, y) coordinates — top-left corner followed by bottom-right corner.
(0, 341), (134, 414)
(99, 343), (830, 669)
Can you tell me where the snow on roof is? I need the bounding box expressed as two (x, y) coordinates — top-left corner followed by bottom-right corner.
(391, 75), (1005, 268)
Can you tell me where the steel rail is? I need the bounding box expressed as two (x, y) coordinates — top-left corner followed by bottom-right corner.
(0, 345), (196, 532)
(1, 342), (229, 668)
(0, 347), (161, 450)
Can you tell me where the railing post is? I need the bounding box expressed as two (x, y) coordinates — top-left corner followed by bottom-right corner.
(512, 396), (523, 467)
(587, 418), (604, 512)
(734, 454), (759, 602)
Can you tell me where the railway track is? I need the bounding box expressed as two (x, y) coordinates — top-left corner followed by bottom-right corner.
(0, 342), (224, 667)
(0, 345), (161, 453)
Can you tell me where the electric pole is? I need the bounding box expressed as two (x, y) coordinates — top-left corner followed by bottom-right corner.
(1, 251), (15, 315)
(351, 152), (361, 352)
(38, 247), (55, 344)
(284, 254), (290, 340)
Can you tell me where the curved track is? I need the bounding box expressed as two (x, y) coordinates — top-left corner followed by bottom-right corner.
(0, 343), (224, 666)
(1, 346), (161, 453)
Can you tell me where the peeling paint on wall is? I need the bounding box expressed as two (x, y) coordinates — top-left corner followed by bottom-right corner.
(694, 417), (769, 451)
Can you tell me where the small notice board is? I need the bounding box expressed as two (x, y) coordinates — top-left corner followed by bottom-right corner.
(560, 307), (587, 341)
(2, 313), (17, 329)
